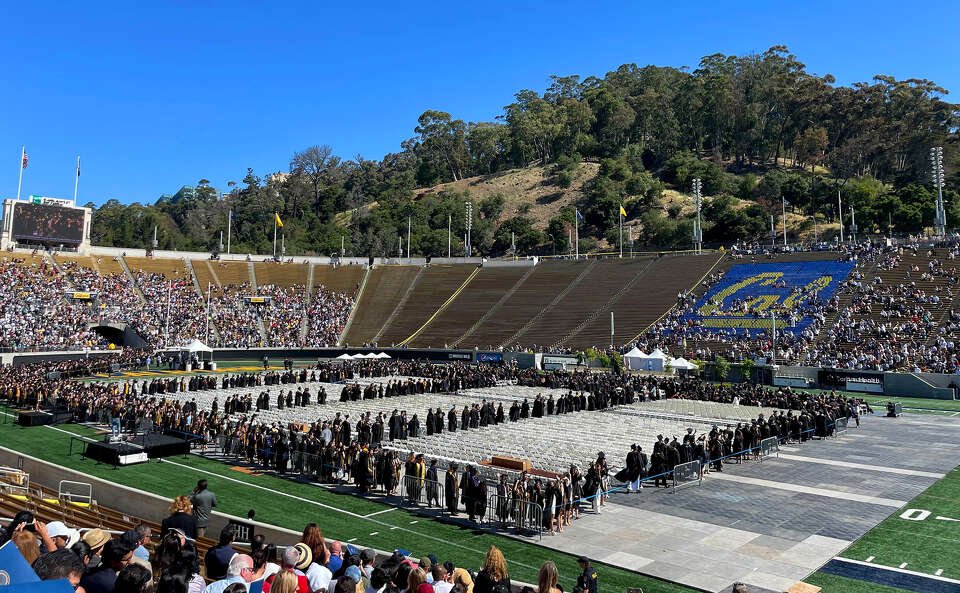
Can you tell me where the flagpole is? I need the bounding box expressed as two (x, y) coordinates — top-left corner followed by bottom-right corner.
(273, 214), (277, 259)
(205, 281), (211, 344)
(16, 146), (24, 201)
(781, 197), (787, 246)
(73, 156), (80, 203)
(227, 210), (232, 254)
(619, 209), (623, 258)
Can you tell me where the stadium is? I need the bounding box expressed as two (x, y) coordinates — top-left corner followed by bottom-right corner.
(2, 192), (960, 593)
(3, 8), (960, 593)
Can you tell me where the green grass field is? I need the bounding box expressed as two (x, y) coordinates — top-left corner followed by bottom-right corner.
(837, 466), (960, 577)
(0, 414), (695, 593)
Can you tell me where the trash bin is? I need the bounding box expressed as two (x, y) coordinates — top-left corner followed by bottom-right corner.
(207, 361), (217, 371)
(185, 363), (192, 372)
(887, 402), (902, 417)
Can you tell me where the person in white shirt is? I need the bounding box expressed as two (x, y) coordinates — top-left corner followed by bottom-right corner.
(431, 566), (453, 593)
(293, 542), (332, 593)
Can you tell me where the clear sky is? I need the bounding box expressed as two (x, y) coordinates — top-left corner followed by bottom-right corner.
(2, 1), (957, 207)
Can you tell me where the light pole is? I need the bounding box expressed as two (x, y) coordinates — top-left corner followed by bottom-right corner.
(465, 201), (473, 257)
(932, 146), (946, 237)
(692, 178), (703, 254)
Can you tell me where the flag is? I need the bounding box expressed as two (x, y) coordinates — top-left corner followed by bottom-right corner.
(76, 157), (80, 177)
(620, 205), (627, 217)
(275, 213), (283, 228)
(21, 150), (28, 169)
(0, 540), (41, 585)
(575, 210), (584, 223)
(230, 210), (237, 220)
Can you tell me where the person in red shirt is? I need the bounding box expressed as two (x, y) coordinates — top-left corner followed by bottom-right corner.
(263, 545), (310, 593)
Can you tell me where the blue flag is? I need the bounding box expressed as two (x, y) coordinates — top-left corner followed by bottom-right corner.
(0, 540), (41, 585)
(576, 210), (584, 222)
(2, 580), (74, 593)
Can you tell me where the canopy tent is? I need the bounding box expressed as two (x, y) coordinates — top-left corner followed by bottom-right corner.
(335, 353), (355, 360)
(631, 347), (668, 372)
(181, 339), (212, 353)
(375, 352), (391, 359)
(356, 353), (378, 359)
(178, 339), (213, 361)
(670, 357), (699, 370)
(623, 346), (647, 371)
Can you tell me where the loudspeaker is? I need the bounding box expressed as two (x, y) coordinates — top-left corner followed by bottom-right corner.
(17, 412), (52, 427)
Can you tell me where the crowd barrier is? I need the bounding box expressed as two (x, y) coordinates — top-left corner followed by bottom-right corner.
(672, 460), (701, 491)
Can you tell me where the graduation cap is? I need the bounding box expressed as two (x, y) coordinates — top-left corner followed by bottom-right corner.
(0, 540), (41, 586)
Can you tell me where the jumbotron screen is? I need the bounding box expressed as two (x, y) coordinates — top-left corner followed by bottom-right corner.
(12, 202), (85, 244)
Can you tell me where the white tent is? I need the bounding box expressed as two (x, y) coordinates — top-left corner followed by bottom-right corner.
(375, 352), (391, 359)
(671, 357), (699, 370)
(623, 346), (646, 371)
(638, 348), (668, 372)
(356, 353), (378, 359)
(182, 339), (212, 353)
(336, 353), (355, 360)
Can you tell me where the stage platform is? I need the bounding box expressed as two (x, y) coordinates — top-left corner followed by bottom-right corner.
(16, 409), (73, 426)
(83, 433), (190, 466)
(529, 412), (960, 593)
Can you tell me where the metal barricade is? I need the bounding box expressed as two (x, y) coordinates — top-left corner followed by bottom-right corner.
(759, 436), (779, 461)
(672, 460), (702, 491)
(0, 467), (30, 497)
(402, 474), (444, 508)
(485, 494), (543, 539)
(59, 480), (93, 506)
(835, 417), (848, 436)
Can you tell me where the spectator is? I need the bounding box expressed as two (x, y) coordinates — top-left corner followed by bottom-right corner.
(327, 541), (344, 574)
(205, 526), (237, 581)
(13, 529), (41, 565)
(536, 562), (560, 593)
(575, 557), (597, 593)
(32, 548), (85, 589)
(295, 541), (331, 593)
(82, 528), (112, 568)
(366, 568), (389, 593)
(431, 566), (452, 593)
(0, 510), (36, 545)
(157, 565), (191, 593)
(190, 480), (217, 539)
(473, 547), (510, 593)
(270, 572), (301, 593)
(262, 546), (309, 593)
(178, 540), (206, 593)
(154, 531), (183, 575)
(251, 542), (280, 584)
(46, 521), (81, 550)
(81, 539), (134, 593)
(162, 497), (197, 540)
(71, 540), (95, 569)
(418, 557), (432, 584)
(114, 564), (153, 593)
(301, 524), (331, 568)
(121, 525), (153, 577)
(407, 568), (428, 593)
(203, 554), (256, 593)
(445, 562), (473, 593)
(359, 549), (376, 580)
(732, 584), (748, 593)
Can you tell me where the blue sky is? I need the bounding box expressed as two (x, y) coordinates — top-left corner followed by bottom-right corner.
(2, 1), (957, 207)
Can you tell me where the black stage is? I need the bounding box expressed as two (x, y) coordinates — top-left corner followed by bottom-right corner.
(84, 434), (190, 466)
(17, 409), (73, 426)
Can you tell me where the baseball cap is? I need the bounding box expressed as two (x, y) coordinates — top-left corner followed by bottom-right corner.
(47, 521), (80, 548)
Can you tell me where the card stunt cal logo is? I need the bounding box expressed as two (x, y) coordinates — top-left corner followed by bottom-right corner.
(680, 261), (855, 335)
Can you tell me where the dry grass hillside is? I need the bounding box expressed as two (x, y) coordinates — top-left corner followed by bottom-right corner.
(417, 163), (600, 228)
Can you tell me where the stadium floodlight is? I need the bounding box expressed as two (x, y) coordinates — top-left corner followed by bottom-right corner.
(465, 201), (473, 257)
(931, 147), (946, 237)
(692, 178), (703, 254)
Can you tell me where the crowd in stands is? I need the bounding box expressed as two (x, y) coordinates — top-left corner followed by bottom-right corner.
(0, 257), (106, 351)
(0, 477), (604, 593)
(305, 286), (355, 348)
(208, 284), (262, 349)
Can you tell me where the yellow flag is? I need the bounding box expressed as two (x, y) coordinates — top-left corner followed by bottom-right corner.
(275, 213), (283, 228)
(619, 205), (627, 217)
